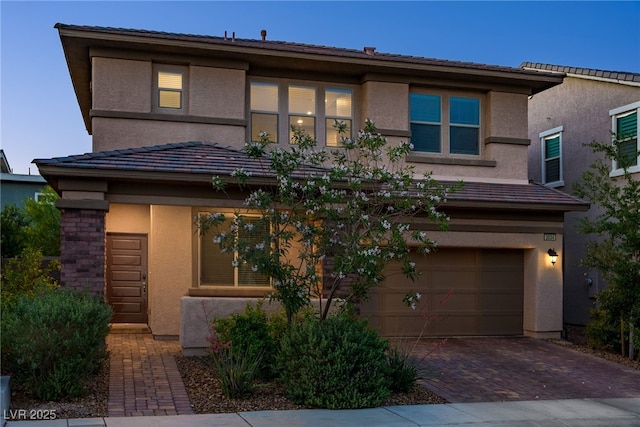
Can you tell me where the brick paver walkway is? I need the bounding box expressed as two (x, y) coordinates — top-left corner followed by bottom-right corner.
(412, 337), (640, 403)
(106, 333), (193, 416)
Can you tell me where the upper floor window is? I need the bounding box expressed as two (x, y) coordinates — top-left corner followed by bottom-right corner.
(325, 88), (353, 147)
(610, 101), (639, 175)
(250, 80), (353, 146)
(250, 82), (279, 143)
(410, 93), (480, 156)
(199, 213), (271, 288)
(540, 126), (564, 187)
(153, 65), (187, 113)
(289, 86), (316, 142)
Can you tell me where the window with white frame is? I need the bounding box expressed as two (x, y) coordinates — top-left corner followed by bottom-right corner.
(610, 101), (640, 174)
(199, 213), (271, 288)
(249, 80), (353, 146)
(154, 65), (187, 112)
(540, 126), (564, 187)
(410, 93), (480, 156)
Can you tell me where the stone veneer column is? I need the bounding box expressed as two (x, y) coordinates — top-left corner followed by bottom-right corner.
(57, 201), (109, 299)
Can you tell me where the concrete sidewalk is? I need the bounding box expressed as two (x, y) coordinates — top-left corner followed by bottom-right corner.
(7, 398), (640, 427)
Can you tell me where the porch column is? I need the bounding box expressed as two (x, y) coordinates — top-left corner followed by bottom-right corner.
(56, 199), (109, 299)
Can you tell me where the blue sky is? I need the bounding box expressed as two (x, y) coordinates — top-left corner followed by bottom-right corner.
(1, 1), (639, 175)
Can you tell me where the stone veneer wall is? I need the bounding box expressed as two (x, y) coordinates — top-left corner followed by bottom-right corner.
(59, 208), (106, 299)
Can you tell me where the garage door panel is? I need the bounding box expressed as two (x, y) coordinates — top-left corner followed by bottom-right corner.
(480, 294), (523, 311)
(368, 248), (524, 337)
(432, 271), (476, 290)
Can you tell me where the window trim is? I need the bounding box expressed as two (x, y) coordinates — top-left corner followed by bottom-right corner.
(609, 101), (640, 176)
(152, 64), (188, 114)
(249, 79), (356, 147)
(409, 90), (482, 158)
(540, 126), (564, 188)
(197, 211), (272, 289)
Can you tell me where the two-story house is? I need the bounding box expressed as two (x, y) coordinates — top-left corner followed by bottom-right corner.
(35, 24), (588, 353)
(523, 62), (640, 335)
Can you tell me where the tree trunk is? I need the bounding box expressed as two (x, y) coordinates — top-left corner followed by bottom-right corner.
(629, 321), (636, 360)
(621, 317), (626, 357)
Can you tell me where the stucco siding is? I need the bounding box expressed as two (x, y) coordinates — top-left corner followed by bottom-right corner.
(92, 57), (152, 113)
(92, 118), (246, 151)
(149, 205), (192, 336)
(189, 66), (245, 119)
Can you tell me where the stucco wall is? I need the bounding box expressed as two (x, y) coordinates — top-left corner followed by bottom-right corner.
(92, 57), (152, 113)
(189, 66), (245, 118)
(105, 203), (150, 233)
(92, 118), (246, 152)
(361, 81), (408, 130)
(149, 205), (192, 336)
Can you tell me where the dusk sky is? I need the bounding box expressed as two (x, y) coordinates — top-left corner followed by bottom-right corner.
(1, 1), (639, 175)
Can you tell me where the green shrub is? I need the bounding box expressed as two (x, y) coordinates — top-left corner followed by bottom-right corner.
(277, 315), (391, 409)
(0, 247), (59, 309)
(1, 289), (112, 401)
(215, 301), (281, 379)
(206, 340), (262, 399)
(386, 346), (419, 393)
(585, 307), (622, 352)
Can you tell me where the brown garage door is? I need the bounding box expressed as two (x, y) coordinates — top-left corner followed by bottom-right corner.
(361, 248), (524, 337)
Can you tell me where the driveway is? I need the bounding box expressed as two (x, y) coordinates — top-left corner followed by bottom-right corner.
(409, 337), (640, 403)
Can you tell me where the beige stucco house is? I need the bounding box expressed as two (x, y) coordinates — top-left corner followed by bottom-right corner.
(35, 24), (588, 353)
(523, 62), (640, 331)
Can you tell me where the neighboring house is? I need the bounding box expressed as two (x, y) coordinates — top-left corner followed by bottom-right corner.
(35, 24), (588, 353)
(0, 149), (47, 210)
(522, 62), (640, 331)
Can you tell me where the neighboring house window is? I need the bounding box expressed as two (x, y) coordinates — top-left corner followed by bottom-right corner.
(610, 101), (640, 175)
(540, 126), (564, 187)
(410, 93), (480, 156)
(249, 80), (354, 146)
(325, 88), (353, 147)
(153, 65), (187, 113)
(250, 82), (279, 143)
(199, 213), (271, 288)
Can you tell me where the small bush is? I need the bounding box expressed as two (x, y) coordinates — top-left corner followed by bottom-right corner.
(277, 315), (391, 409)
(0, 247), (59, 309)
(386, 346), (419, 393)
(585, 307), (622, 352)
(206, 322), (262, 399)
(215, 301), (281, 379)
(1, 289), (112, 401)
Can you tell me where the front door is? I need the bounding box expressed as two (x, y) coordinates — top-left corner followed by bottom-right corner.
(107, 233), (148, 323)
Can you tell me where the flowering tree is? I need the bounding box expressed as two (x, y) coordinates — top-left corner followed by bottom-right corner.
(199, 120), (456, 322)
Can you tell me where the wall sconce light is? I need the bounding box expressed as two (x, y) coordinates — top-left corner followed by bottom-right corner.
(547, 248), (558, 266)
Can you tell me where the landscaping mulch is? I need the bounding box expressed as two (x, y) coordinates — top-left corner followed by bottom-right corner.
(175, 355), (447, 414)
(6, 359), (109, 420)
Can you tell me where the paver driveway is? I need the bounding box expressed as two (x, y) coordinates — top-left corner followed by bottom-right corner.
(410, 337), (640, 403)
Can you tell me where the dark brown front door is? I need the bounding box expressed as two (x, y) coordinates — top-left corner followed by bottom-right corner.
(107, 233), (148, 324)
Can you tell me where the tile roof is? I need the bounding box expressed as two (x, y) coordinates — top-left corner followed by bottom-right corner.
(520, 62), (640, 84)
(34, 142), (327, 179)
(34, 142), (588, 212)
